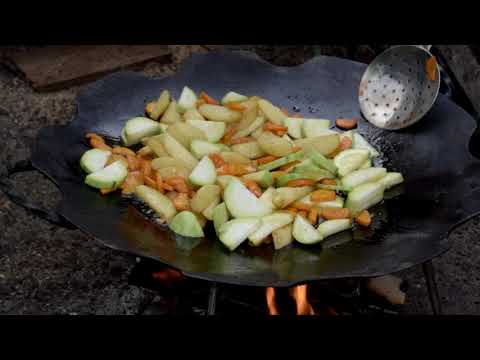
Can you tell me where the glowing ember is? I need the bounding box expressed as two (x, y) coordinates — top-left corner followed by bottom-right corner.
(152, 268), (184, 287)
(266, 287), (279, 315)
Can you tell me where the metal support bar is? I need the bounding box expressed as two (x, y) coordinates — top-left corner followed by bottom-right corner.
(422, 261), (442, 315)
(207, 282), (218, 315)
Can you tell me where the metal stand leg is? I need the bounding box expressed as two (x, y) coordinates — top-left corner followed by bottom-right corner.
(207, 283), (218, 315)
(422, 261), (442, 315)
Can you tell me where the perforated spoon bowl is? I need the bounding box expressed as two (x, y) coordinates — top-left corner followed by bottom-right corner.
(358, 45), (440, 130)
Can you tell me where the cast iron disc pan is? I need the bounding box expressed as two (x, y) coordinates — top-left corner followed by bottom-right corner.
(31, 51), (480, 287)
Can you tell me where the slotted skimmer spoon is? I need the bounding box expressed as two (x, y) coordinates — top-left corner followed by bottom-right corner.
(358, 45), (440, 130)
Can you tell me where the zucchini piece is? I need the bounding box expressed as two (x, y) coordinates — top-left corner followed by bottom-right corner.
(377, 172), (405, 190)
(151, 156), (188, 170)
(282, 134), (295, 146)
(317, 219), (352, 239)
(177, 86), (197, 114)
(333, 149), (370, 177)
(137, 146), (154, 158)
(275, 170), (334, 187)
(219, 152), (250, 165)
(294, 133), (340, 155)
(248, 212), (294, 246)
(353, 132), (380, 158)
(169, 211), (204, 238)
(257, 99), (286, 125)
(184, 108), (205, 121)
(145, 137), (168, 157)
(234, 116), (265, 139)
(190, 185), (221, 214)
(160, 101), (183, 124)
(296, 193), (315, 207)
(80, 149), (111, 174)
(272, 224), (293, 250)
(242, 170), (274, 188)
(216, 175), (239, 189)
(190, 140), (229, 159)
(345, 182), (385, 216)
(135, 185), (177, 222)
(359, 159), (372, 169)
(85, 160), (128, 190)
(149, 90), (171, 120)
(212, 202), (230, 235)
(284, 118), (303, 139)
(158, 132), (198, 171)
(231, 141), (265, 159)
(342, 130), (354, 142)
(296, 194), (345, 209)
(167, 122), (207, 148)
(198, 104), (242, 123)
(316, 183), (344, 191)
(341, 167), (387, 191)
(251, 127), (264, 139)
(121, 129), (128, 146)
(292, 214), (323, 244)
(186, 119), (226, 143)
(189, 156), (217, 186)
(272, 186), (313, 209)
(257, 131), (294, 157)
(221, 91), (248, 105)
(123, 117), (163, 146)
(302, 118), (331, 138)
(308, 149), (338, 174)
(292, 161), (323, 174)
(218, 218), (262, 251)
(156, 165), (190, 179)
(224, 178), (273, 218)
(258, 150), (305, 172)
(317, 196), (345, 209)
(195, 213), (207, 229)
(259, 187), (276, 209)
(202, 198), (221, 221)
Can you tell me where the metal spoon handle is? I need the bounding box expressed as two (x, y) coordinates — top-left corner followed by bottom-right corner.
(418, 45), (433, 52)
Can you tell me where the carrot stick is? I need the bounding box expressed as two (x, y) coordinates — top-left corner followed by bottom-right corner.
(200, 91), (218, 105)
(257, 155), (280, 165)
(298, 210), (308, 219)
(144, 176), (157, 189)
(286, 179), (316, 187)
(355, 210), (372, 227)
(226, 102), (246, 111)
(335, 118), (358, 130)
(229, 136), (253, 145)
(321, 208), (350, 220)
(321, 178), (337, 186)
(308, 208), (318, 225)
(311, 189), (336, 202)
(209, 153), (226, 168)
(291, 202), (312, 211)
(200, 92), (217, 105)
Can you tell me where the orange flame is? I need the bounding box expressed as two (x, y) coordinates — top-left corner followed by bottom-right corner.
(266, 285), (315, 315)
(266, 287), (279, 315)
(289, 285), (315, 315)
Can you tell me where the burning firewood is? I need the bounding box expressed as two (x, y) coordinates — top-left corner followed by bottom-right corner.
(366, 275), (406, 305)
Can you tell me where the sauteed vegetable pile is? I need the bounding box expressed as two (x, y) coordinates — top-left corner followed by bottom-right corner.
(79, 87), (404, 251)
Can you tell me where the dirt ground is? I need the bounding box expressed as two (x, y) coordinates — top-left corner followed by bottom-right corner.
(1, 45), (480, 314)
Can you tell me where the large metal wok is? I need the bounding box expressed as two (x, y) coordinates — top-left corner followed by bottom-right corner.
(2, 50), (480, 289)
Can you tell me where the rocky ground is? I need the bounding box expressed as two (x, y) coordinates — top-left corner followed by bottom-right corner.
(1, 45), (479, 315)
